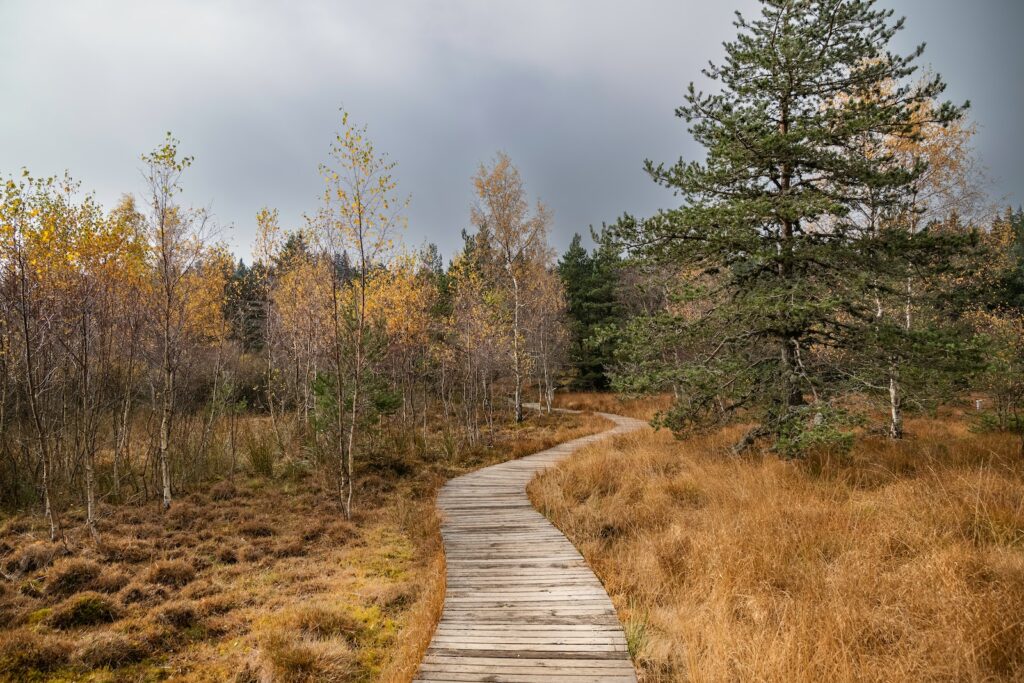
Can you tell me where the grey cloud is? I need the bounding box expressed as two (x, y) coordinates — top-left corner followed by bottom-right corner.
(1, 0), (1020, 262)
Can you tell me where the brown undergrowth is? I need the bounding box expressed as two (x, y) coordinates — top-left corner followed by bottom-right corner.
(530, 410), (1024, 682)
(553, 391), (672, 421)
(0, 409), (610, 682)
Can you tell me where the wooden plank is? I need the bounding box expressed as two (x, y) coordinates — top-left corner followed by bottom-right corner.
(421, 655), (637, 668)
(414, 409), (646, 682)
(416, 673), (636, 683)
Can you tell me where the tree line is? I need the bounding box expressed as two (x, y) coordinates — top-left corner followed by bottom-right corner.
(0, 117), (568, 537)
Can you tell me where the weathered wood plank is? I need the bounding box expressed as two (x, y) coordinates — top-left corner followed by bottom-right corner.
(414, 409), (646, 682)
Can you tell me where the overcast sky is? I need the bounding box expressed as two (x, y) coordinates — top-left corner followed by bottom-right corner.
(2, 1), (1021, 262)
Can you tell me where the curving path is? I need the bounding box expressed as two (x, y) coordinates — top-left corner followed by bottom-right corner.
(414, 410), (647, 683)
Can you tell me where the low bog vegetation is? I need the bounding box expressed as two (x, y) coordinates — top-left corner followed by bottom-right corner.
(530, 408), (1024, 682)
(0, 410), (607, 682)
(553, 392), (672, 421)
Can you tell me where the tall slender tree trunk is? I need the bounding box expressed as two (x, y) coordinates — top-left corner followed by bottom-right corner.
(159, 291), (174, 511)
(888, 191), (920, 440)
(194, 340), (223, 481)
(113, 332), (137, 502)
(330, 273), (347, 503)
(81, 309), (99, 541)
(0, 331), (7, 448)
(888, 276), (913, 439)
(777, 104), (803, 412)
(780, 339), (804, 408)
(889, 369), (903, 439)
(228, 403), (238, 482)
(511, 273), (523, 423)
(17, 253), (60, 542)
(345, 350), (360, 519)
(344, 230), (368, 521)
(543, 355), (553, 413)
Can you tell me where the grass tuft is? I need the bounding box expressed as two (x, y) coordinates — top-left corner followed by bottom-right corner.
(46, 558), (101, 596)
(146, 560), (196, 587)
(0, 629), (70, 674)
(75, 631), (151, 667)
(5, 541), (61, 575)
(47, 591), (120, 629)
(155, 599), (201, 629)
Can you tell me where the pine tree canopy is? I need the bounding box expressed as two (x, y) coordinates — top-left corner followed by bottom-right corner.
(558, 230), (624, 390)
(611, 0), (978, 451)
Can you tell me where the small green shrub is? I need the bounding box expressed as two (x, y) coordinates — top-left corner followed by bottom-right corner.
(624, 614), (649, 659)
(776, 405), (857, 458)
(972, 410), (1024, 434)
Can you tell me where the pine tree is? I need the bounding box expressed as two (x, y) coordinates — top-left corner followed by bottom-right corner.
(997, 207), (1024, 310)
(558, 234), (594, 388)
(558, 229), (623, 390)
(613, 0), (972, 453)
(225, 259), (266, 352)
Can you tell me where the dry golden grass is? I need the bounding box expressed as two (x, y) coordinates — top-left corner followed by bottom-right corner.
(530, 414), (1024, 682)
(377, 552), (446, 682)
(0, 409), (610, 682)
(553, 391), (673, 421)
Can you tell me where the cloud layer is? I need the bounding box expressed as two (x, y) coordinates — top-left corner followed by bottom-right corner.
(1, 0), (1020, 260)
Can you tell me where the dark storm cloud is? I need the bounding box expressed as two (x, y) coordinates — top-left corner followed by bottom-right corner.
(1, 1), (1020, 261)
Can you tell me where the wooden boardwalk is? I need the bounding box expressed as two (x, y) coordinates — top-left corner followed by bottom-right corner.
(415, 410), (646, 683)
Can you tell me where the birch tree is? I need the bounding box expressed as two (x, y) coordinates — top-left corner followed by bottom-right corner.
(141, 134), (216, 510)
(314, 111), (406, 519)
(470, 153), (551, 422)
(1, 173), (64, 540)
(526, 263), (568, 413)
(876, 104), (985, 437)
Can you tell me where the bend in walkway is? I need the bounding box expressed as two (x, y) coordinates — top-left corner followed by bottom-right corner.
(415, 410), (646, 683)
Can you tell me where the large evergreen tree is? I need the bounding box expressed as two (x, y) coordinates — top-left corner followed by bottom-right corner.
(613, 0), (972, 452)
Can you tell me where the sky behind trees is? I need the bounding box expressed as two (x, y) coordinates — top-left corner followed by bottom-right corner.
(1, 0), (1021, 260)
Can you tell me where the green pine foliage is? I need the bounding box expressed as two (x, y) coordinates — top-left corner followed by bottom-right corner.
(225, 259), (267, 352)
(558, 229), (623, 390)
(997, 208), (1024, 310)
(610, 0), (979, 452)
